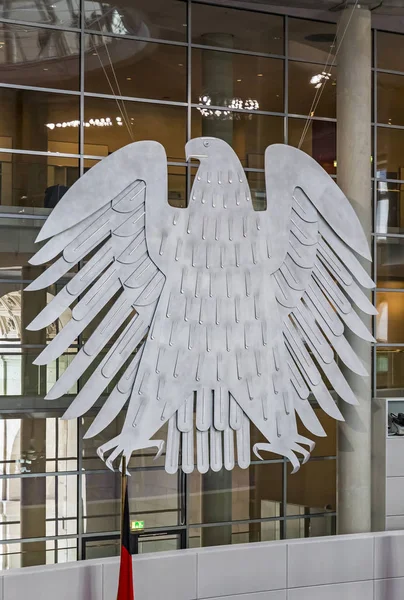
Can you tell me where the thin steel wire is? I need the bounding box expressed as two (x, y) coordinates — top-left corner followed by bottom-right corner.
(298, 0), (360, 149)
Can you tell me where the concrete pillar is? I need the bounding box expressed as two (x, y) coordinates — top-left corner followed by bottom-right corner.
(336, 6), (372, 534)
(201, 38), (233, 546)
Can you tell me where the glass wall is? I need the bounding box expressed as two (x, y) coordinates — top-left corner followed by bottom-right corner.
(375, 31), (404, 397)
(0, 0), (401, 568)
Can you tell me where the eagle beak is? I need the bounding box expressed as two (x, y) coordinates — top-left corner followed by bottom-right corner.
(185, 140), (208, 161)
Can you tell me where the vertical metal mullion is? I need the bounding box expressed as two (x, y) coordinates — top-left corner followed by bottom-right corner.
(185, 0), (192, 547)
(79, 0), (85, 177)
(186, 0), (192, 212)
(77, 418), (83, 560)
(372, 29), (378, 400)
(284, 15), (288, 145)
(280, 460), (287, 539)
(55, 420), (59, 563)
(186, 0), (192, 144)
(77, 0), (85, 562)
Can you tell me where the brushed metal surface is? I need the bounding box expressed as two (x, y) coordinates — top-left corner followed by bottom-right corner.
(27, 138), (376, 474)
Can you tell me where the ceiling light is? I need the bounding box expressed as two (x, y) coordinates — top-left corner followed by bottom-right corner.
(237, 79), (242, 82)
(178, 63), (183, 67)
(126, 77), (132, 81)
(257, 73), (263, 77)
(310, 72), (331, 87)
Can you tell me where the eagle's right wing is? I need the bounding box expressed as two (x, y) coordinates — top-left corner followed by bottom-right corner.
(259, 144), (376, 470)
(26, 141), (170, 438)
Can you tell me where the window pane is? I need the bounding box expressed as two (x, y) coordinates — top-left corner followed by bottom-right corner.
(84, 0), (187, 42)
(377, 127), (404, 179)
(85, 36), (187, 101)
(376, 347), (404, 394)
(1, 540), (56, 569)
(0, 89), (79, 154)
(377, 236), (404, 289)
(84, 538), (119, 560)
(0, 24), (79, 91)
(377, 31), (404, 72)
(1, 0), (79, 26)
(189, 463), (282, 525)
(139, 533), (181, 554)
(376, 292), (404, 343)
(82, 468), (180, 533)
(0, 474), (74, 542)
(289, 62), (336, 119)
(192, 49), (283, 113)
(84, 97), (186, 161)
(378, 72), (404, 127)
(376, 181), (404, 235)
(0, 152), (78, 213)
(192, 109), (283, 169)
(285, 514), (335, 540)
(191, 5), (284, 55)
(288, 118), (336, 175)
(287, 459), (336, 517)
(189, 521), (281, 548)
(288, 18), (336, 63)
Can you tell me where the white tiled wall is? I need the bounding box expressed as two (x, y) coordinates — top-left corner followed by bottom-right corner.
(4, 530), (404, 600)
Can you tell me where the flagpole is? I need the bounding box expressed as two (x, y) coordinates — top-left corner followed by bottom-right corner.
(120, 455), (127, 544)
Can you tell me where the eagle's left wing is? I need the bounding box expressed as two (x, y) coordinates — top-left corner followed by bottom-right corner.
(25, 141), (171, 443)
(263, 144), (376, 442)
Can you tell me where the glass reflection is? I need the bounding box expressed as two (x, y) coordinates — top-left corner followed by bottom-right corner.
(84, 97), (186, 160)
(289, 62), (336, 119)
(0, 153), (78, 213)
(83, 0), (187, 42)
(377, 236), (404, 288)
(378, 72), (404, 127)
(285, 514), (335, 540)
(288, 18), (336, 63)
(0, 0), (80, 27)
(377, 347), (404, 393)
(377, 31), (404, 73)
(0, 88), (79, 154)
(376, 292), (404, 343)
(82, 468), (180, 533)
(189, 521), (281, 548)
(288, 118), (336, 175)
(287, 460), (336, 517)
(191, 5), (284, 55)
(189, 463), (282, 527)
(85, 36), (187, 101)
(376, 181), (404, 235)
(192, 49), (283, 113)
(192, 109), (283, 169)
(377, 127), (404, 179)
(0, 23), (79, 90)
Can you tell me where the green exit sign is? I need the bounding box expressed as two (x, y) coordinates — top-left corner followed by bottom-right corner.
(131, 520), (145, 531)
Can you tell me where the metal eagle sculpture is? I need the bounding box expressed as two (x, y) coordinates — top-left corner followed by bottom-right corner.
(26, 138), (376, 474)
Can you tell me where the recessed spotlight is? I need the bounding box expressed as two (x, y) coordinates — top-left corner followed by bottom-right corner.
(257, 73), (263, 77)
(126, 77), (132, 81)
(43, 68), (49, 71)
(237, 79), (242, 82)
(178, 63), (183, 67)
(182, 23), (187, 27)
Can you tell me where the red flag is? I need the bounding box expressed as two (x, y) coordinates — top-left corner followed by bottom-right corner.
(117, 478), (134, 600)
